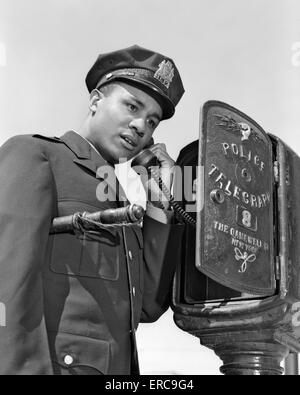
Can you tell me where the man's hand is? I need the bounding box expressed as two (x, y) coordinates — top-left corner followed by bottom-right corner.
(141, 143), (175, 210)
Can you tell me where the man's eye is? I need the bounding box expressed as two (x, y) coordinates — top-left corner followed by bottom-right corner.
(148, 119), (157, 129)
(128, 103), (137, 112)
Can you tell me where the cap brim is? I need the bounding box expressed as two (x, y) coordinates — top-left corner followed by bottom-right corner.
(99, 76), (175, 120)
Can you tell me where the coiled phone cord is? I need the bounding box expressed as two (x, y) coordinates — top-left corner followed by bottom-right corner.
(149, 167), (196, 227)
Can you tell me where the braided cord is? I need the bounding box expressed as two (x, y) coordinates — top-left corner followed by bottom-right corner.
(72, 212), (141, 235)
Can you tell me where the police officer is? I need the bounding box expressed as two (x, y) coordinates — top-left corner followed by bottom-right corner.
(0, 45), (185, 375)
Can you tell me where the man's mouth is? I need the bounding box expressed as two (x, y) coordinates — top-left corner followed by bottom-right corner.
(120, 134), (138, 151)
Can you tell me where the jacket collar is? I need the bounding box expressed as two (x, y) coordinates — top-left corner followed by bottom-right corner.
(60, 130), (110, 174)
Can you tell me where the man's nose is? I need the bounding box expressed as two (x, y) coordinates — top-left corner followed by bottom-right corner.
(129, 118), (146, 138)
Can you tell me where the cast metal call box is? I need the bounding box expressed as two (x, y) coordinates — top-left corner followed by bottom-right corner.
(172, 101), (300, 375)
(197, 101), (274, 296)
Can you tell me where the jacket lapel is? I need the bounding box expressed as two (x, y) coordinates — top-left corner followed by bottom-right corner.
(60, 131), (129, 206)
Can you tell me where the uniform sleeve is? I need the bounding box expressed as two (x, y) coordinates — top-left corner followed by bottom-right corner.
(140, 214), (184, 323)
(0, 136), (55, 375)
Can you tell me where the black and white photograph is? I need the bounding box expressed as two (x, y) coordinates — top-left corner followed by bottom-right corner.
(0, 0), (299, 379)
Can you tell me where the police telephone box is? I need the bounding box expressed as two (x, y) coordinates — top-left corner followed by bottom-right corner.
(172, 101), (300, 375)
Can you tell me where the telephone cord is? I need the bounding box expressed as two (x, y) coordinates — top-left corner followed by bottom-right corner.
(149, 167), (196, 227)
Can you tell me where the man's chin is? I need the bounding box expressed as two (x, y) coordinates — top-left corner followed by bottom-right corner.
(117, 147), (141, 163)
(111, 150), (135, 164)
(103, 143), (139, 164)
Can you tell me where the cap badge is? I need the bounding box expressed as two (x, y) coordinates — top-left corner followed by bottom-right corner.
(154, 60), (175, 89)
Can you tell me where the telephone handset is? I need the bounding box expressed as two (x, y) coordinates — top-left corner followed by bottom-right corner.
(131, 140), (196, 227)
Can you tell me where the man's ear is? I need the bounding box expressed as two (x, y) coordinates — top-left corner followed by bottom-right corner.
(89, 89), (104, 113)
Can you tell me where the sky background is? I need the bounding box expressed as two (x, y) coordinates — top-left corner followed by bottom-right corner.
(0, 0), (300, 374)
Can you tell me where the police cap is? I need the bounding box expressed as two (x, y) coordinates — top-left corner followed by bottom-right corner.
(85, 45), (185, 120)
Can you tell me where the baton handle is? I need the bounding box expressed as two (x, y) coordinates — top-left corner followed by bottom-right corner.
(50, 204), (145, 234)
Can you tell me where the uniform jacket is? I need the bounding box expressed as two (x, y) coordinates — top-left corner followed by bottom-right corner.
(0, 131), (184, 375)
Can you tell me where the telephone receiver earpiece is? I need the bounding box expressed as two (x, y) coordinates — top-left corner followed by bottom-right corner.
(131, 149), (159, 169)
(131, 138), (159, 169)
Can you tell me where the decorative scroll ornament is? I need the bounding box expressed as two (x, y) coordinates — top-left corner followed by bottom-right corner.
(214, 114), (252, 141)
(234, 247), (257, 273)
(154, 60), (175, 89)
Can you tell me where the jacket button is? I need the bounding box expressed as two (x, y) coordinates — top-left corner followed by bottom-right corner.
(64, 355), (74, 366)
(128, 250), (133, 260)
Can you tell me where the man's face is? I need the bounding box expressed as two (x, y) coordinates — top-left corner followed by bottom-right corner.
(88, 82), (163, 164)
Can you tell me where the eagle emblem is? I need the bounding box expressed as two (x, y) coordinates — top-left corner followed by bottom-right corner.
(214, 114), (252, 141)
(154, 60), (175, 89)
(238, 122), (251, 141)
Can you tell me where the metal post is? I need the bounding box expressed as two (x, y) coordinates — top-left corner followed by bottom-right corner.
(285, 353), (299, 375)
